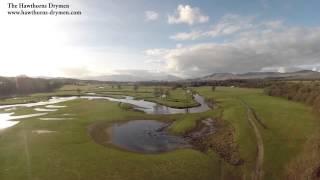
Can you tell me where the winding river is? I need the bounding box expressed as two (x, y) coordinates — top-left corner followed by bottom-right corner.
(82, 94), (210, 114)
(0, 94), (211, 153)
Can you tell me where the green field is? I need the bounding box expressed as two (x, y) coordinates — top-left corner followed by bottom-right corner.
(0, 85), (319, 179)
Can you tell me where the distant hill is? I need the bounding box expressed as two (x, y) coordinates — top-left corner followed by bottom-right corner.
(197, 70), (320, 81)
(1, 70), (319, 85)
(84, 74), (182, 82)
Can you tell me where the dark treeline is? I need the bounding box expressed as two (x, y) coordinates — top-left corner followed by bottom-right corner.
(264, 82), (320, 112)
(187, 79), (272, 88)
(139, 79), (272, 88)
(0, 76), (74, 97)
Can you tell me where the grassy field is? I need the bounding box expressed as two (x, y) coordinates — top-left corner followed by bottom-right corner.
(0, 99), (222, 180)
(196, 87), (320, 179)
(0, 85), (319, 179)
(0, 85), (198, 108)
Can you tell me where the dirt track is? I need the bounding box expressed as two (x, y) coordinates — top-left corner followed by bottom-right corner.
(240, 100), (264, 180)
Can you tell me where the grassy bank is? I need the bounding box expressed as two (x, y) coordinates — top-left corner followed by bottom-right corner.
(196, 87), (320, 179)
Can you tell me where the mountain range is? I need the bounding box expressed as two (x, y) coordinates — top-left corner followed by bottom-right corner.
(34, 70), (320, 82)
(196, 70), (320, 81)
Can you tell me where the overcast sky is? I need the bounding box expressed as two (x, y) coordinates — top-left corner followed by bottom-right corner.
(1, 0), (320, 78)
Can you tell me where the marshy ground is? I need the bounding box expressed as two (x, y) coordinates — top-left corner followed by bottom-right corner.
(0, 85), (319, 180)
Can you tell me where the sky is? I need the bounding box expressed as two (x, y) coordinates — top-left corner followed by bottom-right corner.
(0, 0), (320, 78)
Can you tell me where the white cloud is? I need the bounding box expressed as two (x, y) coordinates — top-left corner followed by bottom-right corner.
(96, 69), (181, 81)
(176, 44), (183, 48)
(147, 18), (320, 77)
(263, 20), (283, 29)
(170, 14), (255, 41)
(60, 67), (90, 77)
(206, 14), (254, 37)
(144, 48), (168, 56)
(168, 5), (209, 25)
(277, 67), (286, 73)
(145, 11), (159, 21)
(170, 31), (203, 40)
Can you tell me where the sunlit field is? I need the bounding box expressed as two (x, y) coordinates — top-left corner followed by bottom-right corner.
(1, 84), (319, 179)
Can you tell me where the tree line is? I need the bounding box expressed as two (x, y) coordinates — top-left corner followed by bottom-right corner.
(139, 79), (272, 88)
(0, 76), (73, 97)
(264, 81), (320, 112)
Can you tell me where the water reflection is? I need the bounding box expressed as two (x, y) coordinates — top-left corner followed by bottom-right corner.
(0, 97), (73, 130)
(0, 97), (77, 110)
(46, 105), (66, 108)
(0, 95), (209, 115)
(110, 120), (190, 153)
(0, 94), (210, 130)
(34, 108), (58, 112)
(0, 113), (47, 130)
(82, 94), (210, 114)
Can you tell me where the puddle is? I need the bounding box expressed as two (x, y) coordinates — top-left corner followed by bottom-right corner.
(32, 130), (57, 134)
(102, 120), (190, 153)
(4, 107), (17, 111)
(89, 118), (220, 154)
(0, 113), (47, 130)
(0, 96), (77, 110)
(34, 108), (58, 112)
(39, 118), (74, 121)
(0, 94), (210, 130)
(0, 97), (77, 130)
(124, 96), (134, 100)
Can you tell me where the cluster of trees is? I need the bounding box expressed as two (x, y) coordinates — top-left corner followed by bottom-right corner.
(0, 76), (69, 97)
(264, 81), (320, 112)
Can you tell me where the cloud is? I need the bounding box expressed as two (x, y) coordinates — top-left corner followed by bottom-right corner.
(170, 31), (203, 40)
(98, 69), (182, 81)
(168, 5), (209, 25)
(144, 48), (169, 56)
(176, 43), (183, 48)
(206, 14), (254, 37)
(59, 67), (90, 77)
(147, 17), (320, 77)
(115, 69), (160, 75)
(170, 14), (255, 41)
(145, 11), (159, 21)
